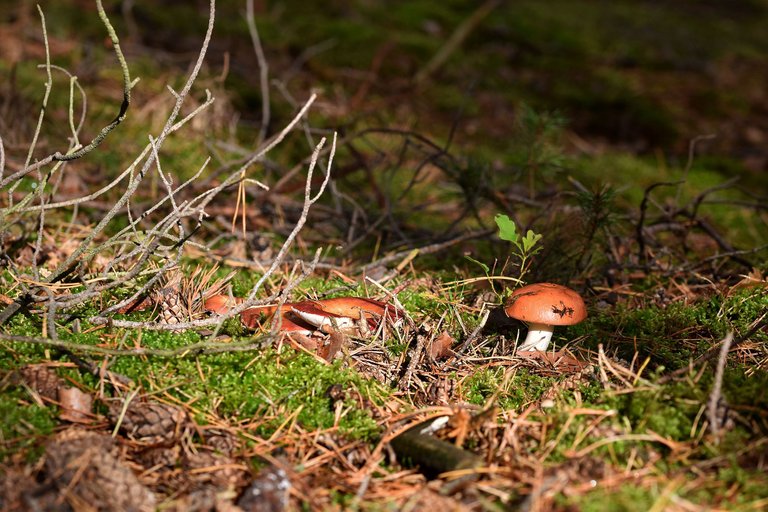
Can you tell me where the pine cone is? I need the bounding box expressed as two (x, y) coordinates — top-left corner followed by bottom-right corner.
(134, 445), (185, 491)
(158, 287), (187, 325)
(203, 428), (240, 456)
(45, 428), (156, 512)
(184, 449), (247, 489)
(237, 465), (291, 512)
(108, 399), (189, 445)
(19, 364), (63, 402)
(135, 445), (182, 470)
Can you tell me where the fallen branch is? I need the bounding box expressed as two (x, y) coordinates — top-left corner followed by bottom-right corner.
(0, 331), (274, 358)
(390, 422), (482, 477)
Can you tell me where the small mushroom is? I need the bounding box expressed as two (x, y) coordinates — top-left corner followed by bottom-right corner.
(504, 283), (587, 352)
(239, 304), (317, 335)
(265, 311), (316, 336)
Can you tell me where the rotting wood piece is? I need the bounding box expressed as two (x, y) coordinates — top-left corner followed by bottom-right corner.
(390, 421), (482, 479)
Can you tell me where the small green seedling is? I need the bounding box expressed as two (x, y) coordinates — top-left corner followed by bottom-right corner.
(495, 214), (542, 254)
(495, 214), (542, 285)
(461, 215), (543, 299)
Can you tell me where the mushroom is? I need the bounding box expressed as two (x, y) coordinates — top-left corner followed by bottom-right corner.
(504, 283), (587, 352)
(203, 294), (243, 314)
(202, 294), (404, 337)
(204, 295), (314, 334)
(291, 297), (403, 334)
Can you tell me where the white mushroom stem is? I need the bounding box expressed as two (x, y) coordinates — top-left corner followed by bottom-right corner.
(517, 323), (555, 351)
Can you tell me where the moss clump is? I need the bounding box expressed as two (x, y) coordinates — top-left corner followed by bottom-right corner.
(0, 387), (57, 461)
(207, 350), (383, 440)
(609, 383), (698, 442)
(560, 483), (656, 512)
(573, 288), (768, 371)
(463, 367), (553, 410)
(106, 346), (384, 441)
(562, 465), (768, 510)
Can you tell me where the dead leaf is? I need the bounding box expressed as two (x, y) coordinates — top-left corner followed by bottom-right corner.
(729, 268), (767, 295)
(58, 386), (93, 424)
(428, 331), (455, 360)
(318, 329), (348, 361)
(516, 350), (590, 372)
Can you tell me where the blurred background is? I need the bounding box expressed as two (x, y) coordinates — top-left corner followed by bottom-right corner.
(2, 0), (767, 283)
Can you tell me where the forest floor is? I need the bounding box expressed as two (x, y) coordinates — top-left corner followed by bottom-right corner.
(1, 1), (767, 510)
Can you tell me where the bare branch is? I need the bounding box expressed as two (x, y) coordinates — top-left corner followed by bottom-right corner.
(0, 331), (274, 357)
(246, 0), (271, 146)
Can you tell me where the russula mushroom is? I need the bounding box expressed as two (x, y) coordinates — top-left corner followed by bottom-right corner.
(237, 303), (319, 335)
(269, 313), (316, 335)
(203, 294), (243, 314)
(291, 302), (357, 332)
(504, 283), (587, 352)
(202, 293), (403, 337)
(204, 295), (312, 333)
(291, 297), (403, 333)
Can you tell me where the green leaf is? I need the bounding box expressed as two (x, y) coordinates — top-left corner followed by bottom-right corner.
(464, 255), (490, 275)
(522, 230), (543, 253)
(495, 214), (519, 243)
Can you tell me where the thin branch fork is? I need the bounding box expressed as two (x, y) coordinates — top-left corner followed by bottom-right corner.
(0, 1), (218, 330)
(0, 0), (133, 190)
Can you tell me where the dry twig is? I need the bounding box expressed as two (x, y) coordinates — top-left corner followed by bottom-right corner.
(707, 332), (734, 441)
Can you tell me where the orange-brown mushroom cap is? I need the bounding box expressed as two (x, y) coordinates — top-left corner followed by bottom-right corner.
(504, 283), (587, 325)
(203, 294), (243, 314)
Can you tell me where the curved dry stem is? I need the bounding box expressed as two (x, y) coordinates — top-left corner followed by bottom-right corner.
(0, 1), (216, 327)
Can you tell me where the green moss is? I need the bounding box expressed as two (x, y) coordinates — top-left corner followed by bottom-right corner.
(463, 367), (553, 410)
(132, 329), (203, 350)
(561, 483), (656, 512)
(230, 272), (264, 297)
(716, 466), (768, 503)
(0, 387), (57, 461)
(106, 347), (384, 440)
(563, 465), (768, 510)
(722, 288), (768, 333)
(572, 289), (768, 370)
(609, 383), (698, 442)
(576, 310), (684, 369)
(202, 350), (383, 439)
(3, 313), (43, 339)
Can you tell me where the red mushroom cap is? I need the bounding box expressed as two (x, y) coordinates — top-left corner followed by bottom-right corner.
(504, 283), (587, 326)
(204, 294), (243, 314)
